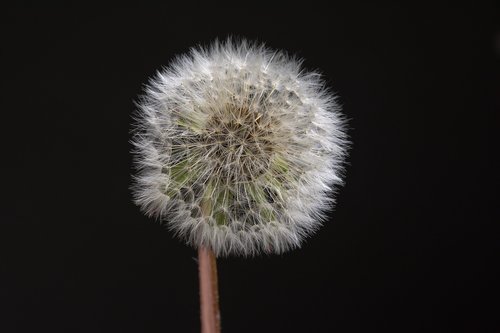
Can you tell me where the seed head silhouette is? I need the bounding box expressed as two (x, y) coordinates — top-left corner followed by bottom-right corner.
(132, 39), (348, 256)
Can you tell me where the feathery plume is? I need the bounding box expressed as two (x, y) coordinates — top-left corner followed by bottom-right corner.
(132, 39), (348, 257)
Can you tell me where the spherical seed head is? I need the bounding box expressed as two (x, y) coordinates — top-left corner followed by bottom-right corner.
(132, 39), (348, 257)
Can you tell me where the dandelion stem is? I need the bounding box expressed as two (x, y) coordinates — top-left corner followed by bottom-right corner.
(198, 246), (220, 333)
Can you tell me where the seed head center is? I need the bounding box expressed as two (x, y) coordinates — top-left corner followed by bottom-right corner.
(203, 104), (274, 181)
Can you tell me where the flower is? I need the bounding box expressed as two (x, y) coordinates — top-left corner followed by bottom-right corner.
(132, 39), (348, 256)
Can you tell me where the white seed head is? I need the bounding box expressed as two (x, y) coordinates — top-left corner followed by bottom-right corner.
(131, 39), (348, 257)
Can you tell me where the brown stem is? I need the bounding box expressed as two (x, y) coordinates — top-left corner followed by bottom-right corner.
(198, 246), (221, 333)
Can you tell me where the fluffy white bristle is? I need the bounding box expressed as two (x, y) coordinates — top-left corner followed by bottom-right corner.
(131, 39), (348, 256)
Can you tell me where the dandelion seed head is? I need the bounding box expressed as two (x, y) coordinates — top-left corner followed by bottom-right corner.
(132, 39), (348, 256)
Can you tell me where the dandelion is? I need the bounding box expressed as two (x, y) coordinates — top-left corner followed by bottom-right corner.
(131, 38), (348, 332)
(132, 39), (348, 257)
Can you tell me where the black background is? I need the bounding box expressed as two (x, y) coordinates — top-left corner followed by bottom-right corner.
(1, 4), (498, 333)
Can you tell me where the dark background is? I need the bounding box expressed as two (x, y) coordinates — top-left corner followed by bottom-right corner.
(1, 4), (498, 332)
